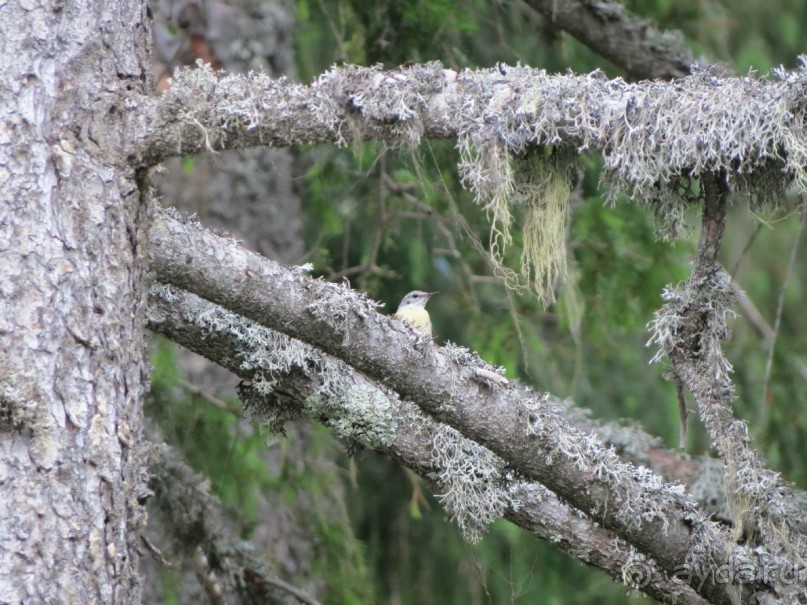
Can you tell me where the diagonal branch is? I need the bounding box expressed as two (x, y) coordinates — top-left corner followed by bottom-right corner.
(149, 442), (323, 605)
(522, 0), (697, 80)
(149, 206), (779, 605)
(147, 285), (711, 605)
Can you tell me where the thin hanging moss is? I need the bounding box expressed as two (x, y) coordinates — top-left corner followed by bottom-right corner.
(458, 139), (575, 303)
(514, 149), (574, 303)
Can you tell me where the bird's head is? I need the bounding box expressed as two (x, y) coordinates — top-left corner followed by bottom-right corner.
(397, 290), (437, 310)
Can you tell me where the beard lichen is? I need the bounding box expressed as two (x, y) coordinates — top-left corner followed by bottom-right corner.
(516, 150), (574, 303)
(458, 140), (575, 303)
(449, 60), (807, 294)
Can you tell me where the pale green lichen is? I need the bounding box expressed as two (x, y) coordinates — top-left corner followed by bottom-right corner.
(149, 283), (179, 303)
(452, 60), (807, 293)
(304, 383), (398, 449)
(152, 285), (397, 445)
(516, 151), (573, 303)
(457, 138), (575, 302)
(310, 62), (446, 148)
(400, 401), (522, 544)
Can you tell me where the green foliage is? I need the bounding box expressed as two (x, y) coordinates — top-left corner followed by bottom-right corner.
(626, 0), (807, 71)
(295, 0), (479, 72)
(573, 186), (694, 341)
(181, 155), (196, 175)
(296, 427), (378, 605)
(148, 339), (267, 525)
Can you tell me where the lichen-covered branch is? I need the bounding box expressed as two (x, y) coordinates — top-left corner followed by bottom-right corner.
(147, 286), (710, 605)
(561, 409), (806, 535)
(149, 207), (781, 605)
(149, 273), (792, 529)
(132, 60), (807, 229)
(646, 179), (807, 601)
(522, 0), (697, 80)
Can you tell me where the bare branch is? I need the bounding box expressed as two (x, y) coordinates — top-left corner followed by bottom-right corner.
(149, 207), (780, 605)
(149, 443), (323, 605)
(522, 0), (697, 80)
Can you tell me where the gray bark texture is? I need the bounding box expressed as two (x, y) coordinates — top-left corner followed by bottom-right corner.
(0, 1), (152, 603)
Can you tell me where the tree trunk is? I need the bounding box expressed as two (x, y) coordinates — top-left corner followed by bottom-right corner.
(0, 1), (151, 602)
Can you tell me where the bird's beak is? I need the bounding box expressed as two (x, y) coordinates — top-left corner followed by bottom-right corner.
(427, 292), (439, 298)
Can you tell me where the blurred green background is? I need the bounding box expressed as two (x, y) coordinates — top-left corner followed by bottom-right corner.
(150, 1), (807, 602)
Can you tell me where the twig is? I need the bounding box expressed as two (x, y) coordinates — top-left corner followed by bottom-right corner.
(250, 573), (324, 605)
(734, 288), (775, 342)
(140, 535), (174, 568)
(760, 200), (807, 407)
(472, 367), (510, 387)
(675, 379), (688, 450)
(357, 152), (390, 292)
(729, 223), (763, 278)
(179, 378), (240, 416)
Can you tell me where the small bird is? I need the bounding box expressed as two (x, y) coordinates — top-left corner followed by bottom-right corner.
(394, 291), (437, 337)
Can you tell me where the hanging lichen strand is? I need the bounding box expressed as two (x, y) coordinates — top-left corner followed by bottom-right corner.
(449, 60), (807, 299)
(457, 144), (574, 303)
(454, 107), (571, 301)
(517, 150), (573, 304)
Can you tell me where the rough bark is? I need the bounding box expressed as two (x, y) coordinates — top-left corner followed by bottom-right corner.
(0, 1), (152, 602)
(2, 0), (804, 600)
(142, 3), (319, 603)
(523, 0), (697, 80)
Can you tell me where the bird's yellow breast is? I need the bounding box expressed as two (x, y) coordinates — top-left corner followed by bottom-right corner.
(394, 306), (432, 336)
